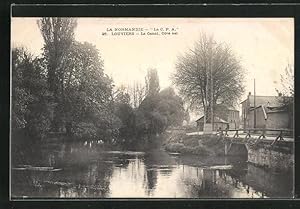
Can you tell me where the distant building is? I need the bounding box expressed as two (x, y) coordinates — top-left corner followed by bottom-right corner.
(248, 105), (290, 130)
(227, 109), (240, 129)
(241, 92), (293, 132)
(195, 105), (240, 131)
(213, 104), (240, 129)
(196, 116), (229, 131)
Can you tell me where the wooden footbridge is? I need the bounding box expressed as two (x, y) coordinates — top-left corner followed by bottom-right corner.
(217, 128), (293, 145)
(216, 128), (294, 171)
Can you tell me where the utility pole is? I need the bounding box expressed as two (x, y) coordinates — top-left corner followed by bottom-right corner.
(254, 79), (256, 129)
(210, 50), (214, 131)
(205, 65), (208, 125)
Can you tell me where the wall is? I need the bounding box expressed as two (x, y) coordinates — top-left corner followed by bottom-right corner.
(248, 107), (266, 129)
(227, 143), (248, 157)
(198, 121), (228, 131)
(229, 122), (237, 129)
(223, 136), (293, 172)
(197, 121), (204, 131)
(213, 122), (228, 131)
(241, 96), (250, 129)
(266, 111), (289, 129)
(247, 141), (293, 171)
(228, 110), (240, 129)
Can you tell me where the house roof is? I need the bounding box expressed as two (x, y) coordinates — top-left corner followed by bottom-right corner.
(266, 106), (287, 113)
(195, 116), (204, 122)
(240, 95), (282, 107)
(249, 105), (287, 120)
(196, 116), (229, 124)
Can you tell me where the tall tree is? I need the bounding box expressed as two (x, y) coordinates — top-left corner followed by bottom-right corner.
(172, 33), (245, 122)
(145, 68), (160, 96)
(37, 18), (77, 131)
(38, 18), (77, 95)
(127, 81), (146, 108)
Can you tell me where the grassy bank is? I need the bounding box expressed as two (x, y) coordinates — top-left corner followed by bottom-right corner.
(163, 131), (225, 156)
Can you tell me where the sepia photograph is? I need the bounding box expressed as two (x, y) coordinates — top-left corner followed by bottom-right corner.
(10, 17), (294, 199)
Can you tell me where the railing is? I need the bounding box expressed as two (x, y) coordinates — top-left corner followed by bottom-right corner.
(216, 128), (293, 145)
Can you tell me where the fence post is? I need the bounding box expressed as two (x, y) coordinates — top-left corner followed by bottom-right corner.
(271, 130), (284, 146)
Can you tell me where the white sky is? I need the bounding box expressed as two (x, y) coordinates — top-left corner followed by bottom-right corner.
(11, 18), (294, 105)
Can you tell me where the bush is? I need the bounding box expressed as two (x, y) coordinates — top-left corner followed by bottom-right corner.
(27, 113), (51, 139)
(165, 143), (185, 153)
(191, 145), (212, 155)
(165, 142), (212, 156)
(73, 122), (97, 140)
(182, 136), (200, 147)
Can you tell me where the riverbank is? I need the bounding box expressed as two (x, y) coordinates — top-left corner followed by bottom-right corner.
(163, 130), (294, 172)
(163, 130), (225, 156)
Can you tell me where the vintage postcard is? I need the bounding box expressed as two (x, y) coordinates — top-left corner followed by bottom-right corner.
(10, 17), (294, 199)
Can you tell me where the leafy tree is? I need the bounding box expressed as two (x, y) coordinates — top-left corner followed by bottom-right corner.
(138, 94), (163, 136)
(137, 87), (185, 136)
(11, 47), (52, 140)
(38, 17), (119, 140)
(172, 33), (245, 122)
(11, 48), (34, 130)
(157, 87), (185, 127)
(61, 41), (117, 140)
(134, 109), (148, 137)
(135, 68), (162, 137)
(113, 86), (136, 138)
(114, 103), (135, 139)
(276, 64), (294, 128)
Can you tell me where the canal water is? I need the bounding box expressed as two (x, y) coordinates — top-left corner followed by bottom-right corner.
(11, 140), (293, 199)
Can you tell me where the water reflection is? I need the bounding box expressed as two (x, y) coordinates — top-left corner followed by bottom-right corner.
(11, 141), (293, 198)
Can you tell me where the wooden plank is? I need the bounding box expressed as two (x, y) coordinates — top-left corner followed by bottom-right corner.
(219, 128), (292, 133)
(12, 166), (62, 172)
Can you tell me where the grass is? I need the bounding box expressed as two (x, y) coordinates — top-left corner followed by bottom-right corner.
(164, 133), (225, 156)
(165, 142), (213, 156)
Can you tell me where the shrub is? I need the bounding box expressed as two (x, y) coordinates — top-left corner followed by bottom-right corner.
(165, 142), (185, 153)
(191, 145), (212, 155)
(182, 136), (200, 147)
(73, 122), (97, 140)
(165, 142), (212, 156)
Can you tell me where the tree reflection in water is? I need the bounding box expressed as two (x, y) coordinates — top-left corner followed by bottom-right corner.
(11, 141), (293, 198)
(145, 169), (158, 195)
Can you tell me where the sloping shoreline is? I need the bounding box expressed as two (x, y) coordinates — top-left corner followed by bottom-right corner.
(163, 131), (225, 156)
